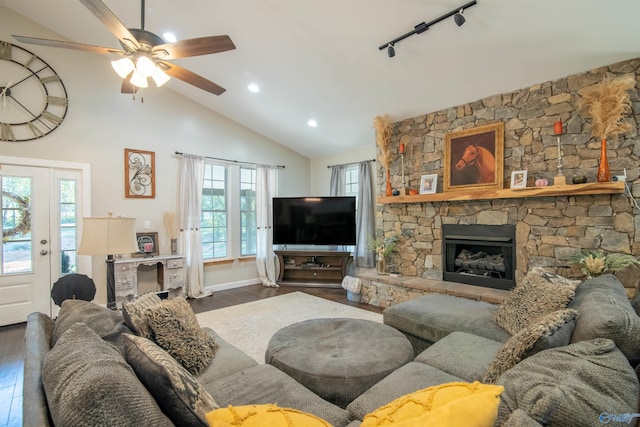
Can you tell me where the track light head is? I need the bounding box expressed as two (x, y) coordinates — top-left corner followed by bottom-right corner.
(454, 9), (465, 27)
(388, 44), (395, 58)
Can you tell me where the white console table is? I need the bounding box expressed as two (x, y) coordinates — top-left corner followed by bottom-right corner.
(114, 255), (185, 299)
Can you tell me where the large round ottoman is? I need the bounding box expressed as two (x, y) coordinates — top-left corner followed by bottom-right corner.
(265, 318), (413, 408)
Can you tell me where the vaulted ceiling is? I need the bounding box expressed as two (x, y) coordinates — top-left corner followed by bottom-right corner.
(3, 0), (639, 158)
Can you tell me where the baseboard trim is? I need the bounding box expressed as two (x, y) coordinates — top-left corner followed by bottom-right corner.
(205, 278), (262, 293)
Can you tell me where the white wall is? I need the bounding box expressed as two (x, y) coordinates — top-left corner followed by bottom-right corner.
(309, 146), (377, 196)
(1, 7), (310, 303)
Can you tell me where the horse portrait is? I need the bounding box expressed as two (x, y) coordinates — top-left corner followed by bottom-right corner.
(444, 122), (504, 192)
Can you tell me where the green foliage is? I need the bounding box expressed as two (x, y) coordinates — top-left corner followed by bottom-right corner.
(564, 249), (640, 278)
(367, 234), (398, 258)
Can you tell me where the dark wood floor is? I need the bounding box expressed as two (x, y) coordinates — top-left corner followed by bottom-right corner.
(0, 285), (381, 427)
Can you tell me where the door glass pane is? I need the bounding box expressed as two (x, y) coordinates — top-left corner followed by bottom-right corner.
(2, 176), (33, 274)
(59, 179), (77, 274)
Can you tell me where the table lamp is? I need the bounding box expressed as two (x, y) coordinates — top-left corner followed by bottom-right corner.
(77, 215), (138, 309)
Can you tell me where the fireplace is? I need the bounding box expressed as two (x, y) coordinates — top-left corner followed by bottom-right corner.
(442, 224), (516, 290)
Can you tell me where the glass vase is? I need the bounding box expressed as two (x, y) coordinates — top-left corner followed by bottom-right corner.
(376, 257), (387, 275)
(170, 238), (178, 255)
(597, 138), (610, 182)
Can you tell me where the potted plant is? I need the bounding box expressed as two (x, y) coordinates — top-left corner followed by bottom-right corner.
(367, 234), (398, 275)
(564, 249), (640, 279)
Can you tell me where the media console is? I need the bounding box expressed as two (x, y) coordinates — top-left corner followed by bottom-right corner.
(275, 250), (352, 288)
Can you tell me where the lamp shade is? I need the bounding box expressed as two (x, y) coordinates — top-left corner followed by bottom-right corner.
(77, 217), (139, 256)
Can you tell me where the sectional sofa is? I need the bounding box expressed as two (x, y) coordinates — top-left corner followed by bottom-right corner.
(23, 273), (640, 426)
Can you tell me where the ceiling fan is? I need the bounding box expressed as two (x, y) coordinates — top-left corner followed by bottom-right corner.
(13, 0), (236, 95)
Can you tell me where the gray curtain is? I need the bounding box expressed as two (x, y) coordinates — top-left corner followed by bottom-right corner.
(355, 161), (375, 267)
(329, 164), (347, 196)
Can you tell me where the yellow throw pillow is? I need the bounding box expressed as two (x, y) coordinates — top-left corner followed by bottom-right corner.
(362, 381), (504, 427)
(206, 404), (331, 427)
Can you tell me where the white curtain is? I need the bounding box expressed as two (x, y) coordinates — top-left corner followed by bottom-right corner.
(329, 164), (347, 196)
(355, 161), (375, 267)
(256, 166), (278, 287)
(177, 154), (211, 298)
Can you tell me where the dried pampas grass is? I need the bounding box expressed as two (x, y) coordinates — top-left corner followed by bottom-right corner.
(373, 115), (392, 169)
(578, 75), (635, 140)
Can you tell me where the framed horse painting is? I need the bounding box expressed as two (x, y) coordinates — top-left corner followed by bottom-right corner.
(443, 122), (504, 193)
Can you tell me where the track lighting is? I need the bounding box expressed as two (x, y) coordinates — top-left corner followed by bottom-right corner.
(378, 0), (477, 58)
(454, 9), (466, 27)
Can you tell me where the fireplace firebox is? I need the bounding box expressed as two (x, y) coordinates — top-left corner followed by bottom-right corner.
(442, 224), (516, 290)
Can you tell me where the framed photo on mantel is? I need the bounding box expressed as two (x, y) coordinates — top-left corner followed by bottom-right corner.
(444, 122), (504, 193)
(125, 148), (156, 199)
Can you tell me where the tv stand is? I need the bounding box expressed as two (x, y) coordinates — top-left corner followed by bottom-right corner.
(275, 250), (352, 288)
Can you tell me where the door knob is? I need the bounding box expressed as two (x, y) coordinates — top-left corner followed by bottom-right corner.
(40, 249), (49, 255)
(41, 239), (48, 244)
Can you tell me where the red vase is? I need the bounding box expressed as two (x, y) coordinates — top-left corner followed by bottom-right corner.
(597, 138), (610, 182)
(385, 168), (392, 196)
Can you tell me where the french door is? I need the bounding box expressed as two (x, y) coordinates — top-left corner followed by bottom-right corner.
(0, 161), (89, 326)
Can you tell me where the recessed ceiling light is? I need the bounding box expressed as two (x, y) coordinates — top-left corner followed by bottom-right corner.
(307, 119), (318, 127)
(248, 83), (260, 93)
(162, 32), (177, 43)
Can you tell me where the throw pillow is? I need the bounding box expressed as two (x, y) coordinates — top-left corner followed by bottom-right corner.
(43, 323), (173, 427)
(51, 299), (130, 349)
(524, 267), (580, 290)
(482, 309), (577, 384)
(361, 381), (504, 427)
(144, 296), (218, 375)
(123, 334), (218, 427)
(122, 292), (163, 339)
(206, 404), (332, 427)
(494, 273), (575, 335)
(495, 338), (640, 426)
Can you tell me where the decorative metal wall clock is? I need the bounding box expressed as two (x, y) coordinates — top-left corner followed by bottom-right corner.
(0, 41), (69, 142)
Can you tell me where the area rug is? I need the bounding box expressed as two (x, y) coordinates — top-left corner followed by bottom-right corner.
(196, 292), (382, 363)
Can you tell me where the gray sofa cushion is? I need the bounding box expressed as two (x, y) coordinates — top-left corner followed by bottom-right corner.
(23, 312), (54, 427)
(414, 331), (503, 382)
(123, 333), (218, 427)
(569, 275), (640, 365)
(496, 338), (639, 426)
(346, 362), (463, 421)
(207, 364), (351, 427)
(51, 299), (132, 351)
(42, 323), (173, 427)
(383, 293), (511, 347)
(195, 328), (259, 387)
(483, 309), (577, 384)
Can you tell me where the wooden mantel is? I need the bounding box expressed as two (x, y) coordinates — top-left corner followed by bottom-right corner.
(377, 181), (625, 204)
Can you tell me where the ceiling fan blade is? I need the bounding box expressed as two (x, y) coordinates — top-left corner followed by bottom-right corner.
(152, 35), (236, 59)
(12, 35), (124, 55)
(160, 62), (226, 95)
(79, 0), (140, 51)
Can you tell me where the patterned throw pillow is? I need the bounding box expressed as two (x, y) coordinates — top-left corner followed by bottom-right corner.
(123, 334), (218, 427)
(51, 299), (128, 348)
(122, 292), (163, 339)
(494, 273), (575, 335)
(144, 297), (218, 375)
(483, 309), (577, 384)
(206, 404), (332, 427)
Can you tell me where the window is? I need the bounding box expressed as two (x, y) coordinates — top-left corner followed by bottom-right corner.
(240, 167), (256, 256)
(201, 164), (227, 259)
(201, 163), (257, 260)
(59, 179), (77, 274)
(345, 164), (359, 197)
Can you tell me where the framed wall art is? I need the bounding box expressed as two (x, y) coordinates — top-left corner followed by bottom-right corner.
(134, 232), (159, 257)
(125, 148), (156, 198)
(443, 122), (504, 193)
(510, 170), (528, 189)
(420, 174), (438, 194)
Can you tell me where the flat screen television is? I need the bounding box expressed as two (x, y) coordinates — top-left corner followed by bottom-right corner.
(273, 197), (356, 246)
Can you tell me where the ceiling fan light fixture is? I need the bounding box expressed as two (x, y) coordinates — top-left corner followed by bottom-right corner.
(130, 69), (149, 88)
(111, 57), (135, 79)
(152, 67), (171, 87)
(136, 55), (157, 78)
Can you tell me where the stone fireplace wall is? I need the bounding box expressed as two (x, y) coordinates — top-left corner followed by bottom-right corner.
(377, 57), (640, 283)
